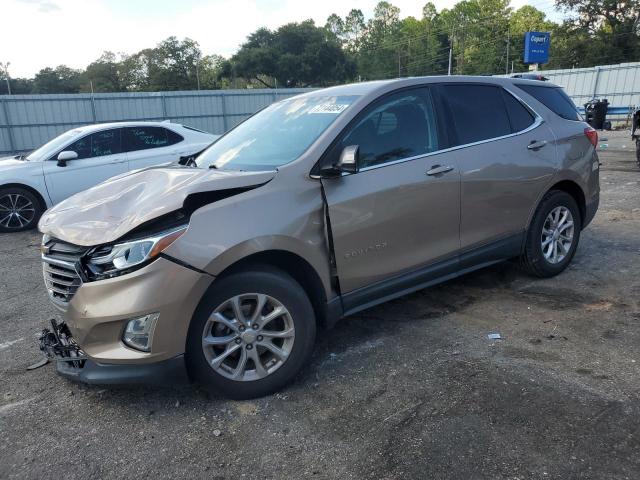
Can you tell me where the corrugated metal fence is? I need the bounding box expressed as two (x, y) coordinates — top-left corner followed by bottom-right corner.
(4, 61), (640, 155)
(501, 61), (640, 120)
(0, 88), (311, 155)
(540, 62), (640, 110)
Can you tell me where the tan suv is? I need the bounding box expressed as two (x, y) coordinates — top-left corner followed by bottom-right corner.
(39, 77), (600, 399)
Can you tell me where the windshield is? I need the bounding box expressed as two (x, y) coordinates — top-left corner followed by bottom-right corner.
(196, 95), (359, 170)
(26, 130), (81, 162)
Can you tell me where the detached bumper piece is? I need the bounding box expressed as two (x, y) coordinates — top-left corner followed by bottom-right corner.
(38, 319), (189, 386)
(39, 319), (86, 369)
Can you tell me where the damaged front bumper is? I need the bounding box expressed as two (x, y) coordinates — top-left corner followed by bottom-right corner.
(39, 318), (189, 385)
(37, 254), (214, 385)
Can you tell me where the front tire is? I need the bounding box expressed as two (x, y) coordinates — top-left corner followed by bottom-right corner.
(186, 266), (316, 399)
(520, 190), (581, 278)
(0, 187), (43, 233)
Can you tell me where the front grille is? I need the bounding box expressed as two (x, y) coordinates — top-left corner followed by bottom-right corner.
(42, 239), (88, 305)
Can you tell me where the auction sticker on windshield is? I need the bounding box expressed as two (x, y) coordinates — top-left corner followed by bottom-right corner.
(308, 103), (350, 114)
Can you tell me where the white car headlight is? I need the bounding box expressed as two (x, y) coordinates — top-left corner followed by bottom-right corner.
(88, 227), (186, 278)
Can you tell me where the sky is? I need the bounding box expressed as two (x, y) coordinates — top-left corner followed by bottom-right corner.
(1, 0), (560, 78)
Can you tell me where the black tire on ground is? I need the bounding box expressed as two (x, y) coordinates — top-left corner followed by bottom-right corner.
(520, 190), (582, 278)
(0, 187), (44, 233)
(186, 266), (316, 400)
(635, 138), (640, 169)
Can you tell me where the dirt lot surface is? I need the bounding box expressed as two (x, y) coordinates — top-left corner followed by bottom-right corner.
(1, 131), (639, 480)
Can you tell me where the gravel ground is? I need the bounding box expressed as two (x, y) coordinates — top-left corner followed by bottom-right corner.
(1, 131), (639, 480)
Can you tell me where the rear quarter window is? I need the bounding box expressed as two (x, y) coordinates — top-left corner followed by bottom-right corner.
(502, 90), (535, 132)
(516, 85), (580, 121)
(166, 128), (184, 145)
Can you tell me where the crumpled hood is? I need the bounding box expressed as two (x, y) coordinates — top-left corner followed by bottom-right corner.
(39, 166), (277, 246)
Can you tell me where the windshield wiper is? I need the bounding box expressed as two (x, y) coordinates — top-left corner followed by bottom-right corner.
(208, 164), (218, 169)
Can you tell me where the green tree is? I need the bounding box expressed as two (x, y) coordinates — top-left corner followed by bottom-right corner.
(396, 14), (447, 76)
(356, 1), (403, 79)
(115, 37), (204, 91)
(147, 36), (202, 90)
(549, 0), (640, 68)
(197, 54), (226, 89)
(119, 50), (151, 91)
(33, 65), (82, 93)
(0, 75), (33, 95)
(15, 0), (640, 94)
(224, 20), (354, 87)
(344, 9), (366, 52)
(83, 51), (121, 92)
(325, 14), (345, 40)
(440, 0), (512, 75)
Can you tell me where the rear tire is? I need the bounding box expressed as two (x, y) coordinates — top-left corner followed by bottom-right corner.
(186, 266), (316, 399)
(0, 187), (44, 233)
(520, 190), (581, 278)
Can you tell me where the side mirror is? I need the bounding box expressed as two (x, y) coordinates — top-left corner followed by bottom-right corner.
(317, 145), (360, 178)
(57, 150), (78, 167)
(336, 145), (359, 174)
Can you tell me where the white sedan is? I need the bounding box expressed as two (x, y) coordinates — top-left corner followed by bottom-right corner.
(0, 121), (218, 232)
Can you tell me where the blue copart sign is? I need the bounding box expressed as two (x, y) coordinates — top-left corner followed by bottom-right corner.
(524, 32), (550, 64)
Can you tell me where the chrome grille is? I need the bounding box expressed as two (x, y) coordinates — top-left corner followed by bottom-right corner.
(42, 239), (87, 306)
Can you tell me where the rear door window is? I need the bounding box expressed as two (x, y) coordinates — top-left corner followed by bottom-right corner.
(441, 84), (511, 145)
(124, 127), (183, 152)
(502, 90), (535, 132)
(515, 85), (580, 121)
(340, 88), (440, 169)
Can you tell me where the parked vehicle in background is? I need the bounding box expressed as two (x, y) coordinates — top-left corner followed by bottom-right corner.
(0, 121), (218, 232)
(38, 77), (599, 399)
(632, 108), (640, 169)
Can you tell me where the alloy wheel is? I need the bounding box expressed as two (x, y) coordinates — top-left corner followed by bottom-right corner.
(201, 293), (295, 381)
(541, 206), (574, 264)
(0, 193), (36, 230)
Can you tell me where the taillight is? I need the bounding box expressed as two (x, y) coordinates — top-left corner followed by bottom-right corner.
(584, 127), (598, 147)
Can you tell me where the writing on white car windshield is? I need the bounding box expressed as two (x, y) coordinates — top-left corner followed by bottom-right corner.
(196, 95), (359, 171)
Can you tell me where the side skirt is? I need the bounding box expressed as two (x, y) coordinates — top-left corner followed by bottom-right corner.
(327, 232), (524, 321)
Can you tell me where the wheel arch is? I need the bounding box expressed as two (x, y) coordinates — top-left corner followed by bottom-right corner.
(211, 249), (332, 329)
(0, 182), (49, 211)
(545, 179), (586, 226)
(527, 178), (586, 234)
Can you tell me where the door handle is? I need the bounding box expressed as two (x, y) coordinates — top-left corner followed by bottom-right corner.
(426, 164), (454, 176)
(527, 140), (547, 150)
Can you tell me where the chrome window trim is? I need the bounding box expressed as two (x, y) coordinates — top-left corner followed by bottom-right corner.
(357, 85), (544, 174)
(311, 82), (545, 177)
(359, 118), (544, 173)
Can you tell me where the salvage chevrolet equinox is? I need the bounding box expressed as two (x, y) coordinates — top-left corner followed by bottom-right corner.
(38, 77), (600, 399)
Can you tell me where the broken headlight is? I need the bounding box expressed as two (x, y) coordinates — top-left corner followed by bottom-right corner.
(86, 227), (187, 280)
